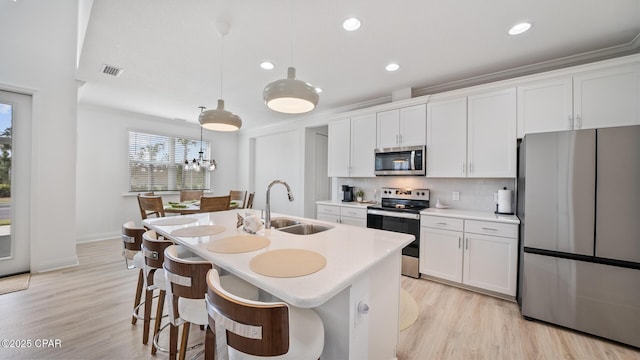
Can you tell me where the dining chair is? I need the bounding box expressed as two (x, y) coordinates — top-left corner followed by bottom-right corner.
(180, 190), (203, 202)
(199, 195), (231, 212)
(204, 268), (324, 360)
(245, 192), (255, 209)
(122, 221), (146, 325)
(229, 190), (247, 208)
(163, 245), (260, 360)
(142, 230), (173, 353)
(138, 194), (166, 220)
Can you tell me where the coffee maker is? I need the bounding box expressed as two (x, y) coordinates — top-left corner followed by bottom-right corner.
(341, 185), (354, 202)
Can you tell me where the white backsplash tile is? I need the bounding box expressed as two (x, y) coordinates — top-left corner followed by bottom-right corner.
(335, 177), (515, 212)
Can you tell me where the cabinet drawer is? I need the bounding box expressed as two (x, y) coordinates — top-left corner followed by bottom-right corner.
(340, 207), (367, 219)
(421, 215), (464, 232)
(465, 220), (517, 238)
(317, 204), (340, 216)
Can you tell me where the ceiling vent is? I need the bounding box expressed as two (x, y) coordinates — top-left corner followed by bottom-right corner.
(100, 64), (123, 77)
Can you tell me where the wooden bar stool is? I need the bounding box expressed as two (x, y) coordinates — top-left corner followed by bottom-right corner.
(204, 268), (324, 360)
(121, 221), (146, 325)
(142, 230), (173, 354)
(163, 245), (259, 360)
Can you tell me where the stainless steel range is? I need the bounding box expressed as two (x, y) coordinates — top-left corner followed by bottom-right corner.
(367, 187), (429, 278)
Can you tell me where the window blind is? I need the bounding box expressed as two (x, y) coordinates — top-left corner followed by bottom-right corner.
(128, 131), (210, 191)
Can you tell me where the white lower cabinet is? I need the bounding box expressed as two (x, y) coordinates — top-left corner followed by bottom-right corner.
(317, 204), (367, 227)
(420, 215), (518, 297)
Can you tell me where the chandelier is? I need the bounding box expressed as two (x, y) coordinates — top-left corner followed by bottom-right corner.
(185, 107), (217, 172)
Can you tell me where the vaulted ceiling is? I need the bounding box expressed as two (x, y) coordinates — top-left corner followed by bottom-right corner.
(76, 0), (640, 130)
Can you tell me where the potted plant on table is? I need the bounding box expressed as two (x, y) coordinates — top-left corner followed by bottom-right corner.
(355, 189), (364, 202)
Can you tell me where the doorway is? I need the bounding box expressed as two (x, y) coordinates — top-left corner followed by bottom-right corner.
(0, 90), (31, 276)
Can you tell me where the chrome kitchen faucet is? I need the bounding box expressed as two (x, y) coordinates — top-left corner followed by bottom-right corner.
(265, 180), (294, 229)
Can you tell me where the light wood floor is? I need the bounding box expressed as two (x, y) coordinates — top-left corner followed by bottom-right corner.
(0, 239), (638, 360)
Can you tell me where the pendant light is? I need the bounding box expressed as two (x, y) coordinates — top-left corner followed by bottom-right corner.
(262, 0), (319, 114)
(199, 21), (242, 131)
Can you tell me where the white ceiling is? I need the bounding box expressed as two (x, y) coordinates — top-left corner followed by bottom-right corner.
(76, 0), (640, 131)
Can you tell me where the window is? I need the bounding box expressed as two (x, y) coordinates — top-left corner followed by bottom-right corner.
(128, 131), (210, 191)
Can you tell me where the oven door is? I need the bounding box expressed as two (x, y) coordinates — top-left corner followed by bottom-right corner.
(366, 209), (420, 258)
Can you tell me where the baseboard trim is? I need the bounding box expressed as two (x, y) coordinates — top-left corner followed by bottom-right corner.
(33, 256), (79, 273)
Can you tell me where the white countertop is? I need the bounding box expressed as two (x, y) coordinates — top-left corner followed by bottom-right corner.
(315, 200), (376, 209)
(143, 209), (413, 308)
(420, 208), (520, 224)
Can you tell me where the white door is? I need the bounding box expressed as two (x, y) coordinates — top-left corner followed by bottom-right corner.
(0, 90), (31, 276)
(426, 97), (467, 177)
(573, 64), (640, 130)
(467, 88), (517, 178)
(349, 113), (376, 177)
(398, 104), (427, 147)
(419, 227), (463, 283)
(463, 233), (518, 296)
(327, 118), (351, 177)
(376, 109), (400, 148)
(517, 77), (573, 136)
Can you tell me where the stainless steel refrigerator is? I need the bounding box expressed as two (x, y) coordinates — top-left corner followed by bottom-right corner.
(517, 125), (640, 348)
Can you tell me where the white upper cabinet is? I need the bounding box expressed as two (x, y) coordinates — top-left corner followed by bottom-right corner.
(427, 88), (517, 178)
(349, 113), (377, 177)
(376, 104), (426, 148)
(517, 62), (640, 137)
(327, 113), (376, 177)
(517, 78), (573, 135)
(467, 88), (517, 178)
(573, 64), (640, 130)
(328, 118), (351, 177)
(426, 97), (467, 177)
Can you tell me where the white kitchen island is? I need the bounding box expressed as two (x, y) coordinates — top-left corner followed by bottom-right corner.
(143, 209), (413, 360)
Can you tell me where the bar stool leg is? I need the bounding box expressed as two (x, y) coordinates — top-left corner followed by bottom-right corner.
(169, 322), (179, 360)
(142, 288), (154, 344)
(151, 290), (166, 355)
(204, 325), (216, 360)
(132, 269), (144, 325)
(179, 322), (191, 360)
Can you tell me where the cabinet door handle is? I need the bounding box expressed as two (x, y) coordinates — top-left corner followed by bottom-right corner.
(462, 163), (466, 175)
(436, 222), (448, 225)
(458, 237), (461, 249)
(575, 114), (582, 129)
(469, 162), (473, 174)
(465, 238), (469, 250)
(568, 115), (573, 130)
(481, 227), (498, 231)
(398, 134), (403, 144)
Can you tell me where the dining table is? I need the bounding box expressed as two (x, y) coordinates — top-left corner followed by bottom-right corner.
(143, 208), (413, 360)
(163, 200), (240, 214)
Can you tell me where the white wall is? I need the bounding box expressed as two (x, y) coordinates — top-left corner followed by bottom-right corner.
(0, 0), (79, 272)
(76, 104), (239, 242)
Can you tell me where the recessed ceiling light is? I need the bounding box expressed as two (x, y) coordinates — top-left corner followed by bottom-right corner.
(260, 61), (274, 70)
(342, 17), (361, 31)
(508, 22), (532, 35)
(385, 63), (400, 72)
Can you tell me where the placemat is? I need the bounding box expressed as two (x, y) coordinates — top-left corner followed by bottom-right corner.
(249, 249), (326, 278)
(152, 217), (198, 226)
(207, 235), (271, 254)
(171, 225), (225, 237)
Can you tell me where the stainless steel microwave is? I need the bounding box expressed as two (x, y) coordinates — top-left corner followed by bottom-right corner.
(374, 145), (426, 176)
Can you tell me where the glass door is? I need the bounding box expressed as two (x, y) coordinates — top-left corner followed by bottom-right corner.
(0, 90), (31, 276)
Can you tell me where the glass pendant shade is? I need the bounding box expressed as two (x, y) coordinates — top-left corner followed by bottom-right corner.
(198, 99), (242, 131)
(263, 67), (319, 114)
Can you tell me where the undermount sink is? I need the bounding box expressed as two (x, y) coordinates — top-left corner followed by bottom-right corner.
(268, 217), (333, 235)
(277, 223), (334, 235)
(269, 217), (301, 229)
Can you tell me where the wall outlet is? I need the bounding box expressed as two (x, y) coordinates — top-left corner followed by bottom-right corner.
(452, 191), (460, 201)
